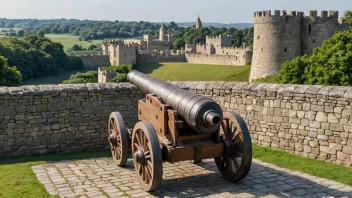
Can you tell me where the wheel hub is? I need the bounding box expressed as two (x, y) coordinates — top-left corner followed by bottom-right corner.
(108, 134), (119, 146)
(134, 150), (145, 164)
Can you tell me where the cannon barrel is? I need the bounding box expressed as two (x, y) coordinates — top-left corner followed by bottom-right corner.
(128, 70), (223, 134)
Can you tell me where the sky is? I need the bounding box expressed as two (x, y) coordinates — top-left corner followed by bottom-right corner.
(0, 0), (351, 23)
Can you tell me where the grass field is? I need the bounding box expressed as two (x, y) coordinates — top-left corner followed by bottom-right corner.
(46, 34), (142, 53)
(22, 69), (91, 85)
(135, 63), (251, 82)
(45, 34), (103, 52)
(0, 144), (351, 197)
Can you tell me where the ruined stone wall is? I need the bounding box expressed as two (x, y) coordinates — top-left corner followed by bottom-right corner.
(0, 84), (142, 157)
(138, 54), (186, 63)
(1, 82), (351, 167)
(79, 55), (110, 69)
(186, 54), (249, 66)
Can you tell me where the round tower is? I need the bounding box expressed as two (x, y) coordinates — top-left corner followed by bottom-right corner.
(196, 16), (202, 29)
(159, 23), (167, 41)
(249, 10), (303, 82)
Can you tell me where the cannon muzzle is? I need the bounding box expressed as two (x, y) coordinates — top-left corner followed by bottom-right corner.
(128, 70), (223, 134)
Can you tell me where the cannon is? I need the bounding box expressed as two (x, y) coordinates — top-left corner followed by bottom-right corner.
(108, 70), (252, 191)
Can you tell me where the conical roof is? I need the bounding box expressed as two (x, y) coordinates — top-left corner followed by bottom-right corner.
(160, 23), (166, 31)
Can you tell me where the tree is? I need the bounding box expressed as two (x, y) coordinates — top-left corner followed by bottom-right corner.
(62, 71), (98, 84)
(279, 31), (352, 86)
(17, 30), (25, 37)
(0, 56), (22, 86)
(88, 44), (97, 51)
(0, 21), (5, 28)
(342, 10), (352, 26)
(173, 38), (185, 49)
(37, 30), (45, 38)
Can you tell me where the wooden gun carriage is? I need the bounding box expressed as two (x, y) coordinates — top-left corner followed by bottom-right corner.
(108, 71), (252, 191)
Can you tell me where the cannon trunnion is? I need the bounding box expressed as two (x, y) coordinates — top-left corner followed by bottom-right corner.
(107, 71), (253, 192)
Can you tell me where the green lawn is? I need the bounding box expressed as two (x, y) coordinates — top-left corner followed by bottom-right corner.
(45, 34), (142, 53)
(22, 69), (92, 85)
(253, 144), (352, 186)
(0, 145), (351, 197)
(135, 63), (251, 82)
(45, 34), (103, 53)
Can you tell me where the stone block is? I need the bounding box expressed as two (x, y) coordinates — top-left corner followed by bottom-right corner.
(343, 146), (352, 155)
(315, 112), (327, 122)
(320, 146), (336, 155)
(328, 113), (339, 123)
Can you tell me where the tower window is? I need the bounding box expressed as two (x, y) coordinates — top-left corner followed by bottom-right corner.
(257, 36), (260, 39)
(284, 47), (288, 53)
(124, 53), (127, 57)
(308, 25), (311, 35)
(261, 48), (263, 53)
(312, 40), (316, 43)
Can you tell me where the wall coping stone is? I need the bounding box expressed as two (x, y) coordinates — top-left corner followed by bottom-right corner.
(1, 82), (351, 100)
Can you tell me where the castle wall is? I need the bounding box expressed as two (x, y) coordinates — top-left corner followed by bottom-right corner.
(196, 44), (207, 54)
(249, 10), (349, 82)
(78, 55), (110, 69)
(1, 83), (351, 167)
(186, 53), (250, 66)
(138, 54), (186, 63)
(117, 46), (137, 65)
(149, 40), (171, 51)
(205, 35), (232, 54)
(98, 68), (117, 83)
(250, 10), (302, 81)
(301, 11), (340, 55)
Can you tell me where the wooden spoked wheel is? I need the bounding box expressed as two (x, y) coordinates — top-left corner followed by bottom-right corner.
(108, 112), (128, 167)
(215, 112), (252, 182)
(132, 121), (162, 192)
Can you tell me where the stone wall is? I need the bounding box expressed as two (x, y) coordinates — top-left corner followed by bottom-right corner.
(0, 84), (142, 157)
(0, 82), (351, 167)
(173, 82), (351, 166)
(186, 54), (250, 66)
(138, 54), (186, 63)
(79, 55), (110, 69)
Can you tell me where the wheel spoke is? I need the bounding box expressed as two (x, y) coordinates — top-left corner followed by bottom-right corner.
(231, 156), (240, 171)
(134, 143), (142, 150)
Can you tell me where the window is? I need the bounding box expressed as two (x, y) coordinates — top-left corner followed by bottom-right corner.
(308, 25), (311, 35)
(284, 47), (287, 53)
(312, 40), (316, 43)
(124, 53), (126, 57)
(257, 36), (260, 39)
(261, 48), (263, 53)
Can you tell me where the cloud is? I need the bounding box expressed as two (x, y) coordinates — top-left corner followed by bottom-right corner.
(64, 0), (72, 5)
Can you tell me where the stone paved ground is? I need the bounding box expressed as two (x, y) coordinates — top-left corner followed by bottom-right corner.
(32, 158), (352, 198)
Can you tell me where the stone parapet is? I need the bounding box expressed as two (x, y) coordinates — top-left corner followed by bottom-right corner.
(0, 82), (351, 167)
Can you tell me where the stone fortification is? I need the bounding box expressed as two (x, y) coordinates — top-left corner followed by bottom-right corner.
(0, 84), (142, 157)
(98, 68), (117, 83)
(103, 40), (138, 66)
(250, 10), (349, 82)
(185, 34), (252, 66)
(0, 83), (351, 167)
(138, 54), (186, 63)
(186, 53), (251, 66)
(79, 55), (110, 69)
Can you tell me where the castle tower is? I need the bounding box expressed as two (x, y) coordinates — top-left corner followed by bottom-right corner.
(301, 10), (340, 55)
(143, 34), (153, 50)
(249, 10), (303, 82)
(196, 16), (202, 29)
(159, 23), (167, 41)
(102, 41), (109, 55)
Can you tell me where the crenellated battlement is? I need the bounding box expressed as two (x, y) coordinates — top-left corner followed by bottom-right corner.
(254, 10), (302, 23)
(206, 35), (231, 40)
(254, 10), (341, 24)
